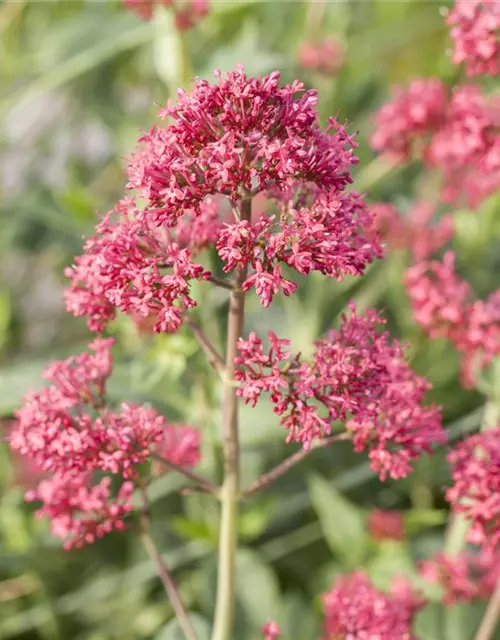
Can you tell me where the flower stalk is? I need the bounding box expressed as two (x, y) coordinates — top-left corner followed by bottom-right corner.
(210, 197), (252, 640)
(139, 485), (199, 640)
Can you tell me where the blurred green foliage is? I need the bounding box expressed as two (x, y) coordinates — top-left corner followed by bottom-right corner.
(1, 1), (499, 638)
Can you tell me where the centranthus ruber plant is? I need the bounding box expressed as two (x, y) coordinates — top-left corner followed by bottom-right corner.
(16, 62), (494, 640)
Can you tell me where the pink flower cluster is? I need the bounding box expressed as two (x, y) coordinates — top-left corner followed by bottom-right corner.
(261, 622), (281, 639)
(65, 198), (211, 334)
(322, 572), (424, 640)
(127, 67), (359, 226)
(420, 549), (500, 604)
(123, 0), (209, 29)
(367, 509), (405, 542)
(371, 82), (500, 208)
(217, 190), (381, 307)
(406, 251), (500, 386)
(447, 0), (500, 77)
(370, 78), (448, 160)
(446, 428), (500, 550)
(66, 69), (381, 329)
(9, 340), (200, 548)
(235, 303), (444, 480)
(369, 201), (454, 261)
(297, 37), (344, 76)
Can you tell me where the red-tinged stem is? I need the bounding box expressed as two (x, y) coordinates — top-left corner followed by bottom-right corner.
(210, 196), (251, 640)
(187, 318), (226, 376)
(473, 581), (500, 640)
(242, 433), (351, 498)
(139, 485), (198, 640)
(207, 275), (234, 291)
(151, 452), (219, 496)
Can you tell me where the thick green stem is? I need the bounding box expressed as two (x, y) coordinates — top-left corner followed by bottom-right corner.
(444, 399), (500, 556)
(210, 198), (251, 640)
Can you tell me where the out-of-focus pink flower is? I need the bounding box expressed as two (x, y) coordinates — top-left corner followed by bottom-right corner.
(446, 429), (500, 550)
(235, 303), (444, 480)
(9, 340), (202, 548)
(369, 201), (454, 261)
(26, 473), (134, 550)
(154, 424), (201, 470)
(367, 509), (405, 542)
(261, 621), (281, 639)
(406, 252), (500, 386)
(419, 549), (500, 604)
(370, 78), (448, 160)
(123, 0), (209, 30)
(127, 67), (359, 228)
(298, 37), (344, 76)
(322, 571), (425, 640)
(447, 0), (500, 77)
(428, 85), (500, 207)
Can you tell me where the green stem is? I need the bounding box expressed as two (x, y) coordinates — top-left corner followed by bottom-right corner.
(473, 580), (500, 640)
(210, 198), (251, 640)
(444, 399), (500, 556)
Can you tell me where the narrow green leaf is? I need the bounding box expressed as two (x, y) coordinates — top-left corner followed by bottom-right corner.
(155, 613), (211, 640)
(308, 474), (367, 567)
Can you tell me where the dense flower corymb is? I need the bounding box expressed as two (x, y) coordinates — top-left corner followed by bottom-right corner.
(127, 66), (359, 227)
(9, 340), (201, 547)
(447, 0), (500, 77)
(446, 429), (500, 550)
(368, 509), (405, 542)
(419, 549), (500, 604)
(124, 0), (209, 29)
(235, 303), (444, 480)
(406, 252), (500, 386)
(322, 571), (425, 640)
(370, 78), (447, 159)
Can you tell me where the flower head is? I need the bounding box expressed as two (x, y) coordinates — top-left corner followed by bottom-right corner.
(446, 428), (500, 550)
(298, 37), (345, 76)
(322, 571), (425, 640)
(419, 549), (500, 604)
(368, 509), (405, 542)
(123, 0), (209, 29)
(261, 621), (281, 639)
(65, 199), (210, 334)
(236, 303), (444, 480)
(447, 0), (500, 76)
(127, 67), (359, 227)
(370, 78), (447, 159)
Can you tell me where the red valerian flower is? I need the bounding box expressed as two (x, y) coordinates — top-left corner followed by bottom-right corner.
(406, 252), (500, 386)
(322, 571), (425, 640)
(65, 199), (211, 334)
(26, 473), (134, 550)
(370, 78), (447, 160)
(419, 548), (500, 604)
(217, 191), (381, 307)
(235, 303), (444, 480)
(446, 429), (500, 550)
(369, 201), (454, 261)
(297, 37), (345, 76)
(123, 0), (209, 30)
(367, 509), (405, 542)
(127, 67), (359, 227)
(261, 621), (281, 639)
(9, 340), (201, 547)
(447, 0), (500, 77)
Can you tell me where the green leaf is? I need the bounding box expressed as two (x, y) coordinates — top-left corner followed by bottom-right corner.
(155, 613), (211, 640)
(308, 474), (367, 567)
(280, 591), (319, 639)
(404, 508), (447, 534)
(235, 549), (280, 627)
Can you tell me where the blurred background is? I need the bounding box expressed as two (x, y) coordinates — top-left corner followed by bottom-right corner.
(1, 1), (497, 638)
